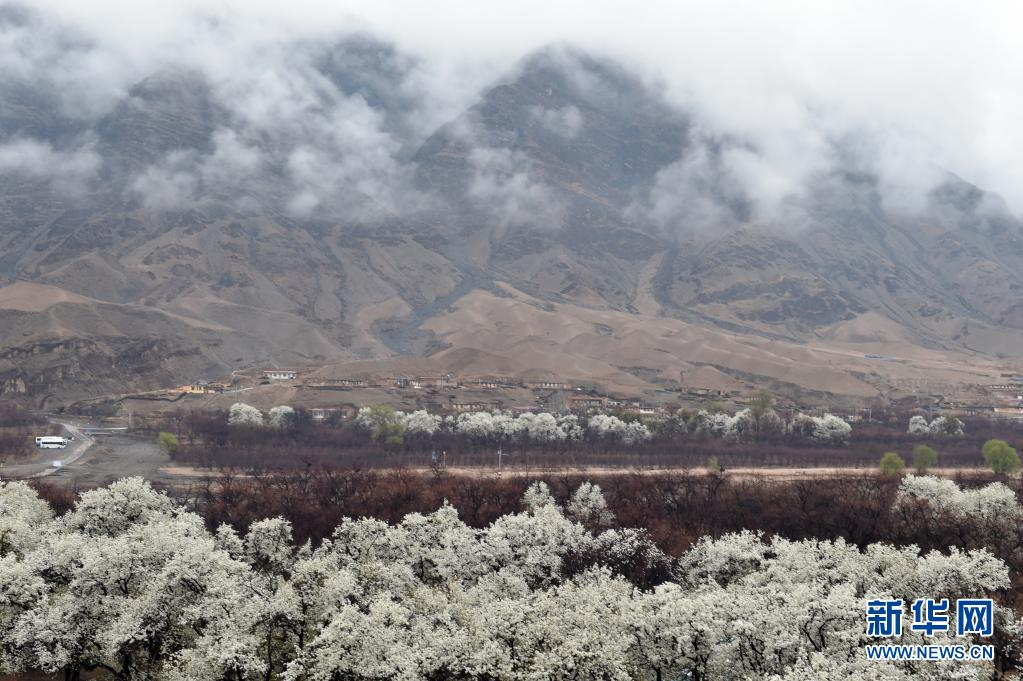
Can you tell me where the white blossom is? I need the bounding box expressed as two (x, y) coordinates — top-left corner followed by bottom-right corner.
(908, 414), (964, 437)
(268, 405), (295, 429)
(522, 481), (557, 513)
(813, 413), (852, 444)
(454, 411), (498, 440)
(621, 420), (652, 445)
(557, 414), (583, 440)
(229, 402), (265, 427)
(403, 410), (441, 436)
(0, 478), (1014, 680)
(929, 415), (965, 436)
(694, 409), (732, 437)
(566, 482), (614, 529)
(588, 413), (652, 443)
(788, 412), (852, 444)
(895, 475), (1022, 528)
(908, 414), (930, 434)
(0, 482), (54, 558)
(518, 412), (566, 443)
(725, 408), (755, 440)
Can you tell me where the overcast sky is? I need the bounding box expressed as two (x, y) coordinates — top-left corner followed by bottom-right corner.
(6, 0), (1023, 216)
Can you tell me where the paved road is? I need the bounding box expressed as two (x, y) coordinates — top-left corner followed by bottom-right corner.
(0, 420), (94, 480)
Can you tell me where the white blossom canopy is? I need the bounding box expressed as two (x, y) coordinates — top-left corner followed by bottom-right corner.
(0, 476), (1013, 680)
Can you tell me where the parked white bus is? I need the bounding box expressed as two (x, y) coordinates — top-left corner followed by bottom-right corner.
(34, 436), (67, 449)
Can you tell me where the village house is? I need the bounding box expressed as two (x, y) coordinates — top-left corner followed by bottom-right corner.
(330, 377), (370, 387)
(527, 379), (568, 390)
(993, 406), (1023, 417)
(622, 405), (658, 417)
(180, 381), (225, 395)
(262, 369), (298, 381)
(566, 395), (606, 411)
(410, 375), (459, 389)
(430, 375), (460, 389)
(448, 402), (491, 412)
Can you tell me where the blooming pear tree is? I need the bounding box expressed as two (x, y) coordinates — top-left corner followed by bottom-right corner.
(587, 414), (652, 444)
(1, 477), (1015, 680)
(908, 415), (965, 436)
(0, 478), (262, 680)
(268, 405), (295, 429)
(229, 402), (265, 427)
(403, 409), (442, 436)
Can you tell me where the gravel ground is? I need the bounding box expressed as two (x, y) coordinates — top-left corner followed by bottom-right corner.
(40, 434), (184, 487)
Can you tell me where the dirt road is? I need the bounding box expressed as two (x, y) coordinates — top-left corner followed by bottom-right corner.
(1, 419), (186, 486)
(0, 420), (94, 480)
(39, 434), (184, 486)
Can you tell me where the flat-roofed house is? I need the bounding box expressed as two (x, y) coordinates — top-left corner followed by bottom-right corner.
(263, 369), (298, 381)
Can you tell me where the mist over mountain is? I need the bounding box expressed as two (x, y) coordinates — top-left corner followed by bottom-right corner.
(1, 2), (1022, 401)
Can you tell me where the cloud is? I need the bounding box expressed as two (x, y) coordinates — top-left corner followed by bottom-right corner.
(130, 150), (200, 210)
(0, 137), (100, 194)
(4, 0), (1023, 223)
(467, 146), (565, 231)
(530, 104), (583, 138)
(123, 39), (434, 218)
(628, 134), (747, 235)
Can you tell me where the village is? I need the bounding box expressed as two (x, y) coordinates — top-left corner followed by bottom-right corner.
(108, 364), (1023, 429)
(169, 368), (691, 421)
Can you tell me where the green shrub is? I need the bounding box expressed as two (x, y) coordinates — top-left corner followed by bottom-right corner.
(157, 431), (179, 455)
(912, 444), (937, 473)
(982, 439), (1020, 475)
(879, 452), (905, 476)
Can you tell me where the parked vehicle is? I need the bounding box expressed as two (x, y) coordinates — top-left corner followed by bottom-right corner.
(34, 436), (67, 449)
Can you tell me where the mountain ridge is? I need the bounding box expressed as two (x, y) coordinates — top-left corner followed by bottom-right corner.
(0, 42), (1021, 402)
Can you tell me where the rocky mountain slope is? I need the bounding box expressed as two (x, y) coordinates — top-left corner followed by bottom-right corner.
(1, 38), (1021, 401)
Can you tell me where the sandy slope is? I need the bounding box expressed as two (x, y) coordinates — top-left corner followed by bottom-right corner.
(414, 288), (998, 397)
(0, 282), (99, 311)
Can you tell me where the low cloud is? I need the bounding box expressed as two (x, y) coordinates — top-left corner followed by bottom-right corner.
(628, 137), (746, 236)
(468, 146), (565, 231)
(130, 151), (200, 210)
(530, 104), (583, 138)
(3, 0), (1023, 227)
(0, 137), (100, 194)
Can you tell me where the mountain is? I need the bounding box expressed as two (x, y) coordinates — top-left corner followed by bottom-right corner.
(0, 43), (1020, 403)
